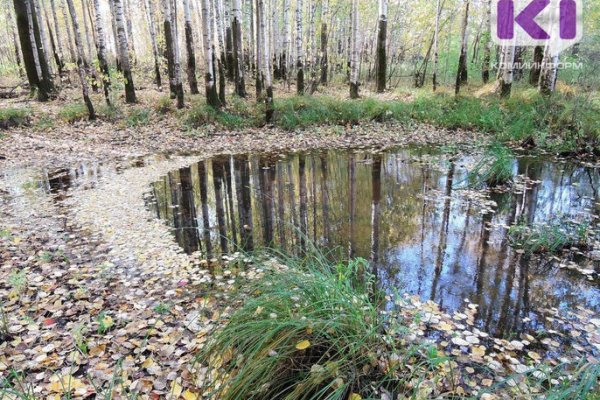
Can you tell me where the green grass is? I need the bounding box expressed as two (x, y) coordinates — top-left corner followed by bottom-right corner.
(58, 103), (88, 123)
(125, 108), (151, 127)
(508, 218), (593, 255)
(467, 143), (514, 187)
(181, 90), (600, 154)
(195, 254), (451, 400)
(0, 108), (30, 130)
(154, 95), (174, 115)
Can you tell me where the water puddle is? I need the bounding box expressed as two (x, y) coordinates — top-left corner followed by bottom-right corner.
(148, 147), (600, 337)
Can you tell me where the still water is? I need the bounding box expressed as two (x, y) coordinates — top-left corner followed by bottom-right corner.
(148, 147), (600, 336)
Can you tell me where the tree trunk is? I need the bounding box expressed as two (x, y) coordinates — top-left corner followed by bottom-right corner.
(123, 0), (136, 64)
(23, 0), (56, 100)
(42, 0), (63, 75)
(80, 0), (93, 61)
(481, 0), (491, 83)
(529, 45), (544, 86)
(7, 7), (25, 77)
(538, 47), (558, 95)
(432, 0), (441, 91)
(232, 0), (246, 97)
(65, 0), (95, 119)
(32, 0), (53, 75)
(13, 0), (40, 89)
(183, 0), (199, 94)
(455, 0), (469, 95)
(295, 0), (304, 94)
(254, 0), (262, 97)
(162, 0), (177, 98)
(319, 0), (328, 85)
(143, 0), (162, 88)
(225, 1), (234, 80)
(258, 0), (273, 123)
(171, 0), (184, 107)
(49, 0), (65, 69)
(92, 0), (111, 104)
(112, 0), (136, 102)
(281, 0), (290, 81)
(376, 0), (387, 92)
(497, 44), (515, 97)
(349, 0), (359, 98)
(60, 0), (77, 62)
(200, 0), (220, 107)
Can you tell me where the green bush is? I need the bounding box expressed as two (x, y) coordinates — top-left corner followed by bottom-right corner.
(125, 108), (151, 127)
(154, 95), (174, 115)
(58, 103), (88, 123)
(0, 108), (30, 130)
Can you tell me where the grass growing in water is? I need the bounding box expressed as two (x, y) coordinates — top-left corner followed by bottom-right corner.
(508, 218), (593, 255)
(467, 143), (514, 187)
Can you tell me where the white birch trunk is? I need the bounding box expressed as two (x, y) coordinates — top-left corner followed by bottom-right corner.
(60, 0), (77, 62)
(432, 0), (441, 91)
(93, 0), (111, 103)
(295, 0), (304, 94)
(32, 0), (53, 74)
(26, 0), (43, 78)
(113, 0), (136, 102)
(200, 0), (220, 106)
(258, 0), (273, 121)
(282, 0), (290, 80)
(49, 0), (64, 61)
(144, 0), (162, 87)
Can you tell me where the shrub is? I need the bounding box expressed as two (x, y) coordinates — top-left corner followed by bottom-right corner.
(155, 95), (174, 115)
(0, 108), (30, 130)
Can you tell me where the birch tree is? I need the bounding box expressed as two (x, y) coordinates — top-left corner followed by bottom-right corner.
(143, 0), (162, 88)
(432, 0), (441, 91)
(112, 0), (137, 102)
(124, 0), (136, 63)
(65, 0), (95, 119)
(497, 44), (515, 97)
(281, 0), (290, 81)
(349, 0), (359, 98)
(183, 0), (199, 94)
(200, 0), (220, 107)
(42, 0), (63, 75)
(319, 0), (328, 85)
(232, 0), (246, 96)
(258, 0), (273, 122)
(49, 0), (65, 69)
(295, 0), (304, 94)
(376, 0), (387, 92)
(60, 0), (76, 62)
(92, 0), (111, 104)
(7, 6), (25, 77)
(481, 0), (491, 83)
(538, 47), (558, 95)
(455, 0), (469, 95)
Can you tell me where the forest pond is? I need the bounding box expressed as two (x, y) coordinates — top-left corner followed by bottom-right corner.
(147, 147), (600, 337)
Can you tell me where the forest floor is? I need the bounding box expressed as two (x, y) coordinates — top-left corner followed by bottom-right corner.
(0, 86), (599, 399)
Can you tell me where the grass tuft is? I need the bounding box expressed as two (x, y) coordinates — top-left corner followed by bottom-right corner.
(125, 108), (151, 127)
(468, 143), (514, 187)
(0, 108), (31, 130)
(508, 217), (593, 255)
(58, 103), (88, 123)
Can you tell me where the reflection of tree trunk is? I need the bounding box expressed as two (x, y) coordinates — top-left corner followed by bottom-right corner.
(277, 162), (286, 250)
(198, 161), (213, 257)
(298, 154), (308, 253)
(259, 158), (275, 246)
(473, 207), (493, 321)
(496, 251), (520, 334)
(370, 154), (382, 278)
(320, 153), (330, 245)
(179, 167), (200, 253)
(213, 159), (229, 253)
(348, 152), (356, 258)
(418, 164), (429, 294)
(223, 160), (238, 247)
(513, 254), (530, 331)
(234, 155), (253, 251)
(311, 157), (317, 243)
(430, 161), (454, 301)
(287, 162), (299, 249)
(168, 172), (182, 245)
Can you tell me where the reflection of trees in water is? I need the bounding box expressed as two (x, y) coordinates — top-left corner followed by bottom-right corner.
(152, 150), (600, 337)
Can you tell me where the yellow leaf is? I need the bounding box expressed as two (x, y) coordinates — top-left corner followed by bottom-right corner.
(183, 389), (199, 400)
(295, 340), (311, 350)
(102, 315), (114, 329)
(47, 376), (86, 393)
(141, 357), (155, 369)
(348, 393), (362, 400)
(170, 380), (183, 397)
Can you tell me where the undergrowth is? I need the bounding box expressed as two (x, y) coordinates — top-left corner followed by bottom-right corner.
(467, 143), (514, 187)
(58, 103), (88, 123)
(0, 108), (30, 130)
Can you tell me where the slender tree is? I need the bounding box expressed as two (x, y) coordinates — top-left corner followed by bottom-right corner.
(349, 0), (359, 98)
(6, 7), (25, 77)
(538, 47), (558, 95)
(49, 0), (65, 68)
(432, 0), (441, 91)
(455, 0), (470, 95)
(112, 0), (136, 102)
(481, 0), (491, 83)
(376, 0), (387, 92)
(65, 0), (95, 119)
(319, 0), (328, 85)
(183, 0), (199, 94)
(143, 0), (162, 88)
(295, 0), (304, 94)
(32, 0), (53, 74)
(529, 46), (544, 86)
(231, 0), (246, 96)
(92, 0), (111, 104)
(123, 0), (136, 63)
(60, 0), (76, 62)
(281, 0), (290, 81)
(497, 44), (515, 97)
(258, 0), (273, 122)
(42, 0), (63, 75)
(200, 0), (220, 107)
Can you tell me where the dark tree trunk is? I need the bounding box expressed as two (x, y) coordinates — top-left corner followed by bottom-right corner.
(184, 12), (199, 94)
(529, 46), (543, 86)
(375, 17), (387, 92)
(231, 8), (246, 97)
(320, 20), (328, 85)
(14, 0), (41, 94)
(163, 16), (177, 98)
